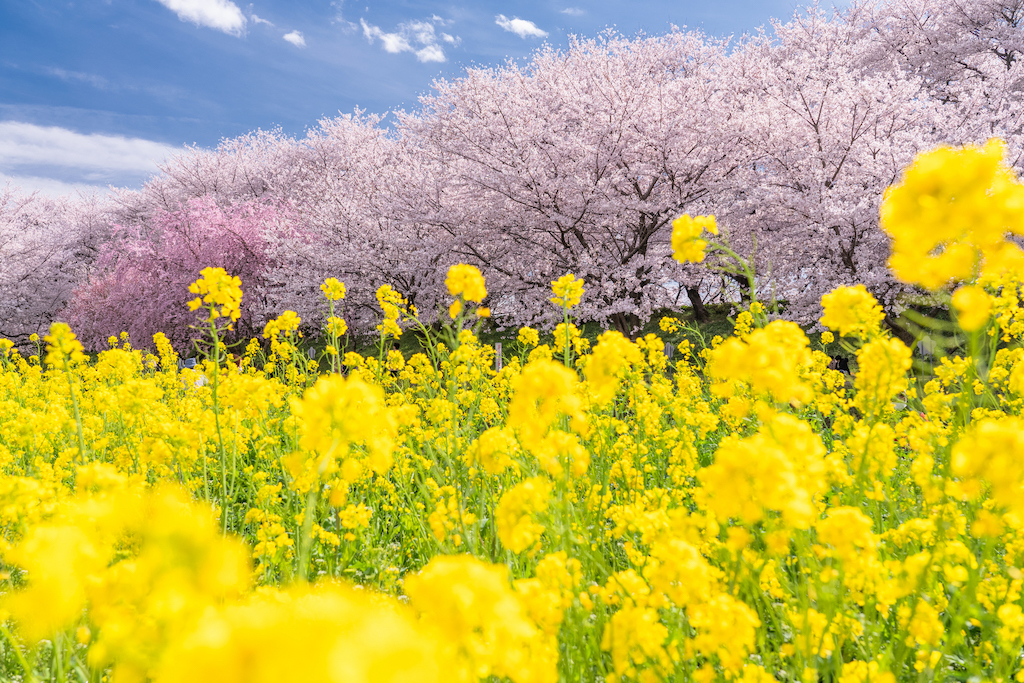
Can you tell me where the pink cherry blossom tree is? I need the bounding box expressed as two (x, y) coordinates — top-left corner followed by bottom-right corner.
(68, 196), (295, 350)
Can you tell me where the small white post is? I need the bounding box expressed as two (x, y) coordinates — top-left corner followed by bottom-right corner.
(495, 342), (503, 371)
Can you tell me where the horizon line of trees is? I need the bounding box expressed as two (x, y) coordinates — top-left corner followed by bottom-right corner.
(3, 0), (1024, 350)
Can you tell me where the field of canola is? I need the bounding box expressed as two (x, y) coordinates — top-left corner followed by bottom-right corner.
(1, 141), (1024, 683)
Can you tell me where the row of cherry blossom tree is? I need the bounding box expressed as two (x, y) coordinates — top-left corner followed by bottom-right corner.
(3, 0), (1023, 348)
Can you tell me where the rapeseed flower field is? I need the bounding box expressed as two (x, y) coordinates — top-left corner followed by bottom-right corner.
(3, 141), (1024, 682)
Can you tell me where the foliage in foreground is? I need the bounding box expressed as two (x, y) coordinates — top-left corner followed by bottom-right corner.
(2, 141), (1024, 682)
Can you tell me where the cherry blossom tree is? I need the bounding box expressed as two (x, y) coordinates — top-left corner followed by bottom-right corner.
(707, 4), (955, 324)
(401, 29), (732, 332)
(241, 112), (456, 333)
(869, 0), (1024, 161)
(68, 196), (294, 350)
(0, 188), (104, 345)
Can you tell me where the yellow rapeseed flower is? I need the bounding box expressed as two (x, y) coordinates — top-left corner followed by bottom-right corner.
(291, 374), (398, 482)
(320, 277), (347, 301)
(820, 285), (885, 339)
(584, 330), (643, 406)
(707, 320), (814, 405)
(550, 273), (584, 309)
(853, 338), (912, 416)
(951, 285), (993, 332)
(518, 327), (540, 348)
(375, 285), (405, 338)
(445, 264), (487, 303)
(404, 555), (554, 683)
(263, 310), (301, 339)
(495, 477), (551, 553)
(43, 322), (86, 367)
(671, 214), (717, 264)
(881, 139), (1024, 290)
(188, 267), (242, 323)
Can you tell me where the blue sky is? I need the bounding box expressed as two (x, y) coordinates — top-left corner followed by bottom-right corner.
(0, 0), (816, 196)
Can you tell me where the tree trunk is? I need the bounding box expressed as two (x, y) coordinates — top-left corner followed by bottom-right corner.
(727, 273), (753, 304)
(686, 286), (710, 323)
(609, 312), (641, 339)
(884, 313), (915, 346)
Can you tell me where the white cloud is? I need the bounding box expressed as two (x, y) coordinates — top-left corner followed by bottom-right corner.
(495, 15), (548, 39)
(154, 0), (246, 35)
(0, 122), (180, 195)
(406, 21), (436, 45)
(283, 30), (306, 47)
(416, 45), (446, 62)
(251, 13), (274, 26)
(362, 21), (412, 53)
(560, 7), (585, 16)
(0, 173), (110, 198)
(360, 17), (455, 62)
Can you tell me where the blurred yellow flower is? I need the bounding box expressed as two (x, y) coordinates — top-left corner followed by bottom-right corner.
(445, 263), (487, 303)
(881, 139), (1024, 290)
(671, 214), (717, 264)
(951, 285), (992, 332)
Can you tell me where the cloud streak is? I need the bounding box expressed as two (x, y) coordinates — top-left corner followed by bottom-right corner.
(495, 15), (548, 39)
(0, 121), (180, 192)
(153, 0), (246, 35)
(360, 17), (454, 63)
(45, 68), (111, 90)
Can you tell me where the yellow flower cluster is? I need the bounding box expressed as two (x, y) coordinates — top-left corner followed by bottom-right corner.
(320, 277), (347, 301)
(446, 264), (490, 318)
(707, 320), (814, 405)
(290, 373), (398, 485)
(495, 477), (551, 553)
(584, 330), (644, 406)
(820, 284), (885, 339)
(263, 310), (301, 340)
(659, 316), (681, 333)
(375, 284), (406, 338)
(187, 266), (242, 323)
(5, 141), (1024, 683)
(550, 273), (584, 309)
(951, 284), (993, 332)
(446, 263), (487, 302)
(881, 139), (1024, 290)
(43, 321), (87, 367)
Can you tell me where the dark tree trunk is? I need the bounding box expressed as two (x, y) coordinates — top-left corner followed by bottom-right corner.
(686, 286), (710, 323)
(884, 313), (916, 346)
(609, 312), (641, 339)
(727, 273), (753, 304)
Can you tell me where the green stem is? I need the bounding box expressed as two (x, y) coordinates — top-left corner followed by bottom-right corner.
(61, 356), (87, 462)
(207, 315), (231, 534)
(297, 485), (320, 582)
(0, 623), (35, 683)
